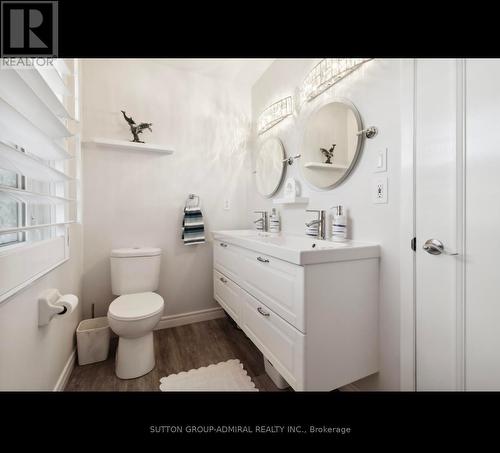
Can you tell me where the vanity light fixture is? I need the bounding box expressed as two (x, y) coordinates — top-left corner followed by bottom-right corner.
(299, 58), (372, 104)
(257, 96), (293, 135)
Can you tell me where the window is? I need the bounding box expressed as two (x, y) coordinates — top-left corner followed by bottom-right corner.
(0, 169), (26, 247)
(0, 59), (80, 302)
(0, 146), (57, 248)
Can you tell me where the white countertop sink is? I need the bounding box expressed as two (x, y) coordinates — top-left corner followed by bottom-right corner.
(212, 229), (379, 265)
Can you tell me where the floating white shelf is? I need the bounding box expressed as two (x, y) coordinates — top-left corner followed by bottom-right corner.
(273, 197), (309, 205)
(85, 138), (174, 154)
(304, 162), (348, 170)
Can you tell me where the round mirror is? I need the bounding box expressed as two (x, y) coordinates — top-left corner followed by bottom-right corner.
(255, 137), (286, 198)
(300, 99), (363, 190)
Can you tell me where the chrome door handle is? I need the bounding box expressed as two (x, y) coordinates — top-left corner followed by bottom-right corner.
(219, 277), (227, 283)
(256, 256), (269, 263)
(257, 307), (270, 317)
(220, 242), (228, 248)
(422, 239), (458, 256)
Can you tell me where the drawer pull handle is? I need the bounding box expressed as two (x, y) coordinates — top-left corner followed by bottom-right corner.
(256, 256), (269, 263)
(220, 243), (228, 248)
(219, 277), (228, 283)
(257, 307), (270, 317)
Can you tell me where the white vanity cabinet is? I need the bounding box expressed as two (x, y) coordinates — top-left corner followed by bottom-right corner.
(213, 269), (243, 325)
(212, 230), (379, 391)
(214, 240), (305, 331)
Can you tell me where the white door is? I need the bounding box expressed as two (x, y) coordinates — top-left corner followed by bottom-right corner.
(414, 58), (500, 390)
(415, 59), (464, 390)
(464, 59), (500, 390)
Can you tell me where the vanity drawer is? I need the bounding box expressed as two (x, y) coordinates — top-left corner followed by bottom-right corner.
(213, 270), (242, 325)
(213, 240), (242, 283)
(240, 250), (305, 332)
(241, 290), (305, 390)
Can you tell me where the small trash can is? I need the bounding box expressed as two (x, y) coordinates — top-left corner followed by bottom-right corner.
(76, 317), (110, 366)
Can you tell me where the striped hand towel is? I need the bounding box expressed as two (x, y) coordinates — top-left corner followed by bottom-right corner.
(182, 206), (205, 245)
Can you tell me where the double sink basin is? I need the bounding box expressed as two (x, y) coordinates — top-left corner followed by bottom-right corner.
(211, 229), (379, 265)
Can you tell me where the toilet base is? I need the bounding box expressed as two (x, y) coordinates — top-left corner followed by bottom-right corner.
(115, 332), (155, 379)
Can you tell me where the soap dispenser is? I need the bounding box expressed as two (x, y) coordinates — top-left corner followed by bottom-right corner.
(269, 208), (281, 233)
(331, 205), (347, 241)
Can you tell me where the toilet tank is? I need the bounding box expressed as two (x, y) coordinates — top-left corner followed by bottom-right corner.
(110, 247), (162, 295)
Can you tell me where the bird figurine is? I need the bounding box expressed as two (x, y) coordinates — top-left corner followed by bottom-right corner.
(121, 110), (153, 143)
(320, 144), (336, 164)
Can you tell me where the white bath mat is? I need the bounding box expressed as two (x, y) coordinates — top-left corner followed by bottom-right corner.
(159, 359), (258, 392)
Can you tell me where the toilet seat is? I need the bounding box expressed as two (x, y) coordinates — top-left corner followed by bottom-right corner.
(108, 292), (164, 321)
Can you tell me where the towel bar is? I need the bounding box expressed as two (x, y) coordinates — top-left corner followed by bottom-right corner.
(185, 193), (199, 209)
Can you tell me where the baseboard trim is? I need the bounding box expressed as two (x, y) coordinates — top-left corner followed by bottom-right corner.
(155, 307), (225, 330)
(339, 383), (361, 392)
(53, 349), (76, 391)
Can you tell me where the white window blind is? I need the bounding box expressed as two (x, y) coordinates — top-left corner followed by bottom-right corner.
(0, 60), (80, 303)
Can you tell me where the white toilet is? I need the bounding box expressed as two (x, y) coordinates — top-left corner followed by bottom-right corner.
(107, 247), (164, 379)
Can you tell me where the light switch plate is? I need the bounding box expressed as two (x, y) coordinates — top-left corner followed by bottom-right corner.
(374, 148), (387, 173)
(223, 199), (231, 210)
(373, 176), (388, 204)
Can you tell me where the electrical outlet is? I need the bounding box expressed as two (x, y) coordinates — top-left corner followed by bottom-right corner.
(223, 199), (230, 210)
(374, 148), (387, 173)
(373, 176), (388, 204)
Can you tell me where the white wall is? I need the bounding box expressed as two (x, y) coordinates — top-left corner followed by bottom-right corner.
(81, 59), (251, 318)
(249, 59), (402, 390)
(0, 224), (83, 390)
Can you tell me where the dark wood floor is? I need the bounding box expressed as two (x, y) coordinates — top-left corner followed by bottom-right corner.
(65, 316), (286, 391)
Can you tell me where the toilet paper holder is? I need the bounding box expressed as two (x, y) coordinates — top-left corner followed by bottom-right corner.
(38, 288), (77, 327)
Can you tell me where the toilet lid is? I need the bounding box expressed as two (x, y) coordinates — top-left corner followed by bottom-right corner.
(108, 292), (164, 321)
(111, 247), (162, 258)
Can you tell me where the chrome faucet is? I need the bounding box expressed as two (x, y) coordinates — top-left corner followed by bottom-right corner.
(305, 209), (326, 240)
(254, 211), (268, 232)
